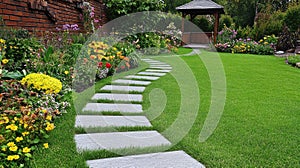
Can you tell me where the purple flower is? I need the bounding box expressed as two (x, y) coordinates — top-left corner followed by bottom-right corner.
(218, 30), (224, 35)
(63, 24), (70, 30)
(90, 12), (95, 18)
(56, 27), (61, 31)
(94, 19), (99, 23)
(71, 24), (79, 31)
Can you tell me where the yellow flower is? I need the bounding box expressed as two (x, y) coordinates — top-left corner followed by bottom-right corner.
(22, 147), (31, 153)
(7, 142), (15, 147)
(16, 136), (23, 142)
(43, 143), (49, 149)
(2, 146), (6, 151)
(45, 122), (55, 131)
(64, 71), (69, 75)
(264, 37), (267, 40)
(264, 42), (268, 45)
(42, 109), (47, 113)
(1, 59), (9, 64)
(46, 115), (52, 121)
(9, 146), (18, 152)
(7, 155), (19, 161)
(7, 155), (14, 161)
(1, 117), (9, 123)
(117, 51), (122, 57)
(0, 39), (5, 44)
(22, 131), (29, 136)
(6, 124), (18, 131)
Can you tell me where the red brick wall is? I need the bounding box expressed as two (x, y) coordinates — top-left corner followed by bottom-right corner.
(0, 0), (106, 32)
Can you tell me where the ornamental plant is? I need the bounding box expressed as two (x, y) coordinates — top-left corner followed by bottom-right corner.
(0, 80), (67, 167)
(21, 73), (62, 94)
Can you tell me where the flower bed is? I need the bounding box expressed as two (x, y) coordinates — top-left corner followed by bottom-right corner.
(214, 25), (278, 55)
(0, 78), (69, 167)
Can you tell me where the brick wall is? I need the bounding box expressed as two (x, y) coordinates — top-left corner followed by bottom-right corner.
(0, 0), (106, 33)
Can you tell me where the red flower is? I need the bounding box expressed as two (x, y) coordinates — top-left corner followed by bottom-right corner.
(98, 62), (103, 68)
(106, 62), (111, 68)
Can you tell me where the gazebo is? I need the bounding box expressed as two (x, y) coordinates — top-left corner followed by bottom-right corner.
(176, 0), (225, 44)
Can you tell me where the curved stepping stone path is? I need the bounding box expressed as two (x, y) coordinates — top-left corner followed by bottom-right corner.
(74, 58), (205, 167)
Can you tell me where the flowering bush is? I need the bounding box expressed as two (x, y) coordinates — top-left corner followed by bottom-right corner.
(21, 73), (62, 94)
(217, 24), (237, 44)
(0, 80), (68, 167)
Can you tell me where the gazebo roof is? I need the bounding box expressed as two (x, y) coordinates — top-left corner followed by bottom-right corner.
(176, 0), (224, 15)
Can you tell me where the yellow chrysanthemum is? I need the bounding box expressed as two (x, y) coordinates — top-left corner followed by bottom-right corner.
(22, 147), (31, 153)
(43, 143), (49, 149)
(64, 71), (69, 75)
(21, 73), (62, 94)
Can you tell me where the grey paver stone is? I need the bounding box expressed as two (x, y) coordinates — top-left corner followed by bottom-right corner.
(146, 69), (171, 73)
(91, 93), (142, 102)
(137, 72), (166, 76)
(112, 79), (151, 85)
(100, 85), (145, 92)
(82, 103), (143, 113)
(75, 131), (171, 151)
(75, 115), (152, 127)
(87, 150), (205, 168)
(124, 75), (160, 81)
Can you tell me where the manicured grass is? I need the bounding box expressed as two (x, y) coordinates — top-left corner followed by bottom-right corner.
(144, 51), (300, 167)
(175, 47), (193, 55)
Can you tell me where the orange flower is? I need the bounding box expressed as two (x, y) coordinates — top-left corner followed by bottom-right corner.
(90, 55), (96, 59)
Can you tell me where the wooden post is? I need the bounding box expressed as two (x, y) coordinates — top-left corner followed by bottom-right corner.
(181, 13), (186, 46)
(213, 12), (220, 44)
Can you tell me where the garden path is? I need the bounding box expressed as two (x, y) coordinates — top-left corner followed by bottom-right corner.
(74, 59), (205, 168)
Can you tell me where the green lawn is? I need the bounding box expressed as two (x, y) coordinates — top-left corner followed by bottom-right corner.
(145, 51), (300, 167)
(30, 51), (299, 167)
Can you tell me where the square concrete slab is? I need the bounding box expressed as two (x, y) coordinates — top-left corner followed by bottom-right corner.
(87, 150), (205, 168)
(100, 85), (145, 92)
(82, 103), (143, 113)
(137, 72), (167, 76)
(75, 131), (171, 151)
(112, 79), (151, 86)
(124, 75), (160, 81)
(75, 115), (152, 128)
(91, 93), (143, 102)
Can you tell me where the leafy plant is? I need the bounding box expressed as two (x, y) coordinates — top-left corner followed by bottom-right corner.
(0, 79), (68, 167)
(284, 4), (300, 32)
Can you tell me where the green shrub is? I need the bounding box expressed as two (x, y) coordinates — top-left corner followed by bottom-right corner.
(284, 4), (300, 32)
(287, 55), (300, 65)
(4, 38), (43, 72)
(193, 16), (213, 32)
(219, 15), (234, 31)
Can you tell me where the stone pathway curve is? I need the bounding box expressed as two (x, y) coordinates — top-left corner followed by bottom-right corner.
(74, 58), (205, 168)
